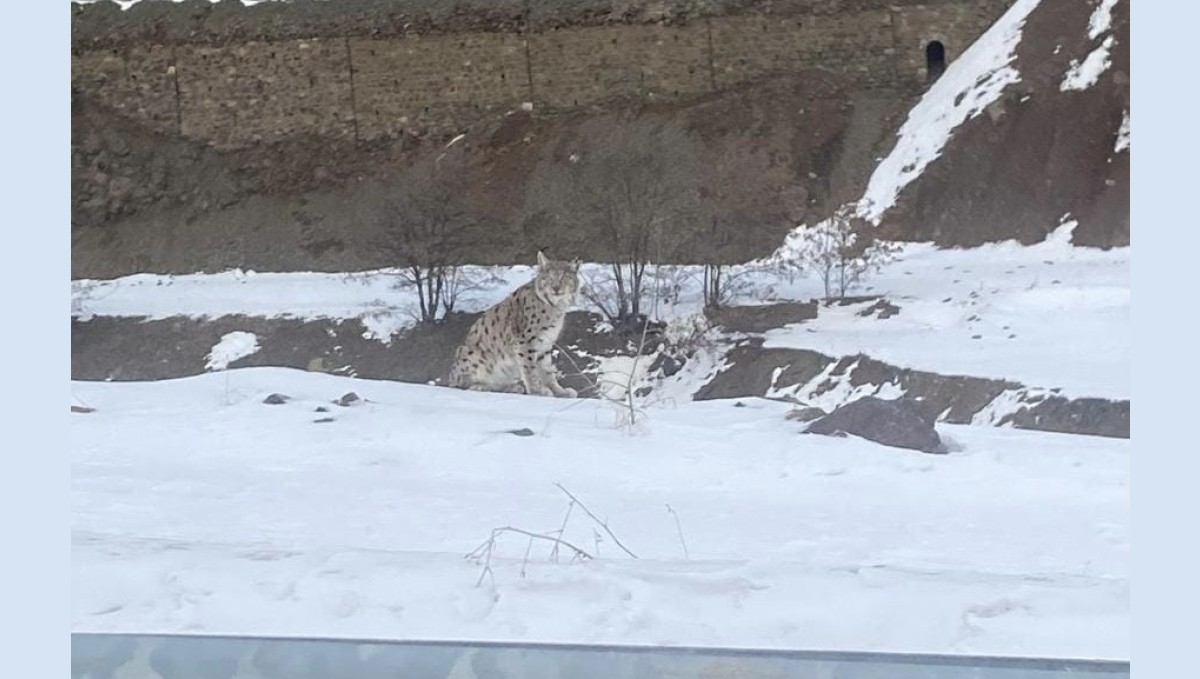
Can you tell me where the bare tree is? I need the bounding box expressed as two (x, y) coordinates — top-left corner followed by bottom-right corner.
(693, 143), (801, 308)
(535, 121), (700, 329)
(373, 147), (484, 324)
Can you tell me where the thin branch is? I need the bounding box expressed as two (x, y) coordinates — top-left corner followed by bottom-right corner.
(553, 483), (638, 559)
(666, 504), (690, 560)
(549, 501), (575, 563)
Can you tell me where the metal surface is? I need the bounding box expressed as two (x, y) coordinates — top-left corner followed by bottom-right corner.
(72, 633), (1130, 679)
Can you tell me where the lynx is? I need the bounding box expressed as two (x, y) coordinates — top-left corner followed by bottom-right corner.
(447, 252), (580, 397)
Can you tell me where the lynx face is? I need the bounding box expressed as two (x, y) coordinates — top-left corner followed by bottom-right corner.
(534, 251), (580, 308)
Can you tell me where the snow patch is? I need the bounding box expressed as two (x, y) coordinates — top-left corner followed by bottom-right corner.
(1088, 0), (1120, 40)
(971, 387), (1059, 426)
(205, 331), (260, 371)
(768, 357), (905, 410)
(1114, 110), (1130, 153)
(1060, 35), (1115, 92)
(858, 0), (1042, 224)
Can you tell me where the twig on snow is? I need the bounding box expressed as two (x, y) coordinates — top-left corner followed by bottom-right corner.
(553, 482), (638, 559)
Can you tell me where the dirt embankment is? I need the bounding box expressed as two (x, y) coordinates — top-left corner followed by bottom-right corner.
(73, 72), (905, 278)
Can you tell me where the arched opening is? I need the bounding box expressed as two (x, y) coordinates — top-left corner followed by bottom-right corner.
(926, 41), (946, 82)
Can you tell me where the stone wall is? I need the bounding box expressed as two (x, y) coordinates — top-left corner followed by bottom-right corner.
(72, 0), (1011, 149)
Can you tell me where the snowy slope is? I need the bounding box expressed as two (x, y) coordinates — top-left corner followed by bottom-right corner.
(761, 224), (1129, 399)
(72, 368), (1129, 659)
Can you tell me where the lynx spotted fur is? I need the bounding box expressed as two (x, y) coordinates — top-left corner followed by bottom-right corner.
(447, 252), (580, 397)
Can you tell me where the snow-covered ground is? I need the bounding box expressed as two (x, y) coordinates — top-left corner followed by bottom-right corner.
(72, 223), (1129, 399)
(72, 367), (1128, 659)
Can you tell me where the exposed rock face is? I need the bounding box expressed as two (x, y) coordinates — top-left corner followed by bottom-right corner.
(805, 396), (945, 454)
(877, 0), (1130, 248)
(692, 339), (1128, 438)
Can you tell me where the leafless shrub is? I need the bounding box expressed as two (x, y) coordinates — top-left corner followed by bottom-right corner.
(465, 483), (635, 587)
(773, 202), (901, 301)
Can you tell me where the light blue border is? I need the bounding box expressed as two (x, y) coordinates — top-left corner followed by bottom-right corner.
(72, 633), (1130, 678)
(4, 2), (70, 679)
(1132, 0), (1190, 678)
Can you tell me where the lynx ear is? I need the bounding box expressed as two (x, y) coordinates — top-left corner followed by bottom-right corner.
(572, 258), (581, 272)
(536, 250), (549, 268)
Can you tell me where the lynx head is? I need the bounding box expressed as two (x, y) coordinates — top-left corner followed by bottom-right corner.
(534, 250), (580, 307)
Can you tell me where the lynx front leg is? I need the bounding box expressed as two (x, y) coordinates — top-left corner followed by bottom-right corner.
(516, 348), (559, 397)
(535, 349), (576, 398)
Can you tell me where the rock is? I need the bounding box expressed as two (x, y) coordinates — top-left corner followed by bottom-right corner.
(506, 428), (535, 437)
(314, 406), (330, 413)
(857, 299), (900, 319)
(785, 406), (826, 423)
(648, 353), (684, 377)
(107, 176), (135, 201)
(335, 391), (362, 406)
(71, 405), (96, 414)
(313, 417), (336, 424)
(805, 396), (945, 454)
(262, 393), (290, 405)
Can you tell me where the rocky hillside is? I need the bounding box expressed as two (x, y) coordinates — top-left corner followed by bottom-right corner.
(71, 0), (1128, 274)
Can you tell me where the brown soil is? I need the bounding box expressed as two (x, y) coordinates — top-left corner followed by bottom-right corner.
(73, 73), (902, 278)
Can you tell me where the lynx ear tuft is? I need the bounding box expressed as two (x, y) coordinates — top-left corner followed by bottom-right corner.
(536, 250), (549, 268)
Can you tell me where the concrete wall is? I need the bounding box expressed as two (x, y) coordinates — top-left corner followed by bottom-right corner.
(72, 0), (1011, 148)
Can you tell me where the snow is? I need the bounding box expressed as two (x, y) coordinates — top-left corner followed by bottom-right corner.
(1088, 0), (1120, 40)
(1060, 36), (1115, 92)
(205, 331), (260, 371)
(72, 367), (1129, 659)
(857, 0), (1042, 224)
(71, 267), (525, 344)
(1115, 109), (1130, 153)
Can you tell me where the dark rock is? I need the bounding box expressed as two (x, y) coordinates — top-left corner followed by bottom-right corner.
(1002, 396), (1129, 439)
(71, 405), (96, 414)
(648, 353), (684, 378)
(313, 417), (336, 424)
(335, 392), (362, 407)
(314, 406), (330, 413)
(857, 299), (900, 319)
(785, 406), (826, 422)
(506, 428), (535, 437)
(805, 396), (945, 454)
(262, 393), (290, 405)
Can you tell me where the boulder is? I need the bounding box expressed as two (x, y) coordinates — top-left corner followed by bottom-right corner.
(805, 396), (944, 454)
